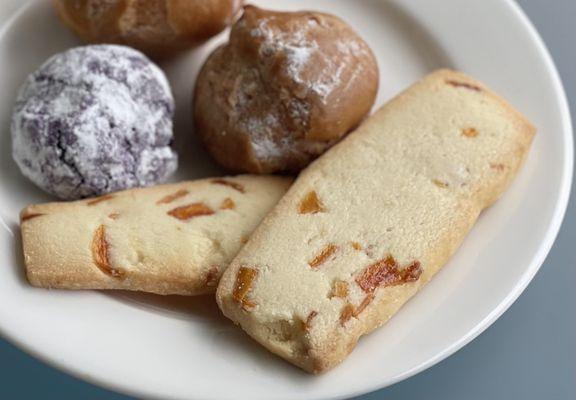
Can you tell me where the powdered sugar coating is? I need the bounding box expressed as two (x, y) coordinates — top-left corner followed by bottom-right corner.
(12, 45), (177, 200)
(249, 15), (371, 102)
(194, 7), (378, 173)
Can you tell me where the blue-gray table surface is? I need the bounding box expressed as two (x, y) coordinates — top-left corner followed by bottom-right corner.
(1, 0), (574, 399)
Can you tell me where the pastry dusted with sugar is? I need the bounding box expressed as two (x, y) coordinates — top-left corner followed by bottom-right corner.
(216, 70), (535, 373)
(194, 5), (379, 173)
(21, 175), (291, 295)
(52, 0), (244, 57)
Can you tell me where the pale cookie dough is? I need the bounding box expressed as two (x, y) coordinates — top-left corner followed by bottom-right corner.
(216, 70), (535, 373)
(21, 175), (292, 295)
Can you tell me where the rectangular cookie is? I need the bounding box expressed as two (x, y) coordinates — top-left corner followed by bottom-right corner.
(216, 70), (535, 373)
(21, 175), (292, 295)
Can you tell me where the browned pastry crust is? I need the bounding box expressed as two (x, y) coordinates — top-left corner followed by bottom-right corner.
(194, 5), (379, 173)
(52, 0), (243, 57)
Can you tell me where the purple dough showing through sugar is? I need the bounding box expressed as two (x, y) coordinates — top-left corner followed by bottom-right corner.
(11, 44), (177, 200)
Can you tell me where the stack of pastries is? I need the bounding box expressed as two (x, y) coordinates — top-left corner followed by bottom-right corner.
(13, 1), (535, 373)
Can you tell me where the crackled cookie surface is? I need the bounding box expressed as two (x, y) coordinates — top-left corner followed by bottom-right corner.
(12, 45), (177, 200)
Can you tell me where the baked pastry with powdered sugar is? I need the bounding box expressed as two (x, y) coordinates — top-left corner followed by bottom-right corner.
(52, 0), (244, 57)
(194, 5), (379, 174)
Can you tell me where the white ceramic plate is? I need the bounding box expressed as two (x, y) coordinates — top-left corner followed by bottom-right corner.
(0, 0), (572, 399)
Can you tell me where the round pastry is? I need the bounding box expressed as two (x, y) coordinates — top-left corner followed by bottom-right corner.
(193, 5), (379, 174)
(12, 45), (177, 200)
(52, 0), (244, 57)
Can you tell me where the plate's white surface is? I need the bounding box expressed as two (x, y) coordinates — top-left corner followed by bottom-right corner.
(0, 1), (571, 399)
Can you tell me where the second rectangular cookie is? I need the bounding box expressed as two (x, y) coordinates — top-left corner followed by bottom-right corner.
(216, 69), (535, 373)
(21, 175), (292, 295)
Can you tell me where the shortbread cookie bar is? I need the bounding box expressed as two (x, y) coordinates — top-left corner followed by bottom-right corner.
(21, 175), (292, 295)
(216, 70), (535, 372)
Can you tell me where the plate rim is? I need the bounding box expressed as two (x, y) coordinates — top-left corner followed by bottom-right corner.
(0, 0), (572, 399)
